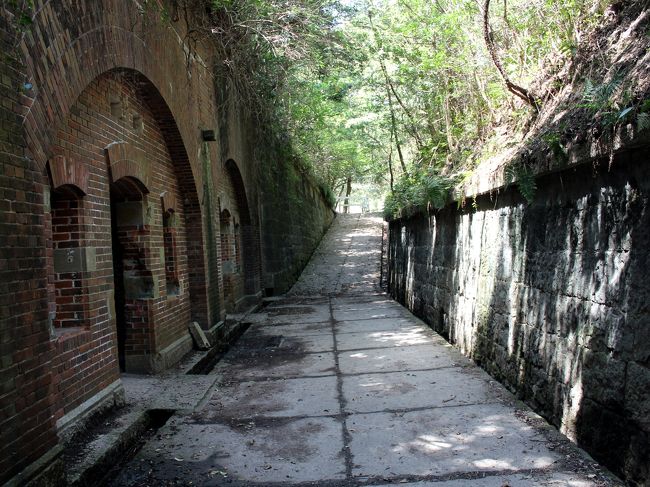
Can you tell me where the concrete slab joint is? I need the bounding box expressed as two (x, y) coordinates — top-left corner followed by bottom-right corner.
(108, 214), (623, 486)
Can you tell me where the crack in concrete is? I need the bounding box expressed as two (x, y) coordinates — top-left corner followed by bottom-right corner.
(225, 364), (474, 383)
(186, 400), (508, 426)
(331, 296), (355, 480)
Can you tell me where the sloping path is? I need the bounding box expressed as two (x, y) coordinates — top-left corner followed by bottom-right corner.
(113, 213), (620, 486)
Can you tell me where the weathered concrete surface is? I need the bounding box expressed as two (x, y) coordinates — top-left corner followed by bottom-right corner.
(111, 214), (621, 486)
(289, 213), (383, 295)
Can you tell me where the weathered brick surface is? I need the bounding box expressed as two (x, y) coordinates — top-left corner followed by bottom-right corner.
(0, 9), (60, 483)
(46, 71), (195, 402)
(388, 153), (650, 484)
(1, 1), (333, 483)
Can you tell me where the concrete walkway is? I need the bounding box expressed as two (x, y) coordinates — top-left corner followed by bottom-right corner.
(112, 213), (620, 486)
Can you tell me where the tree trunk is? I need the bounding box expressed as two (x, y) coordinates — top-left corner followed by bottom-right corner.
(367, 7), (408, 176)
(343, 176), (352, 214)
(388, 145), (394, 192)
(443, 89), (455, 152)
(381, 61), (408, 175)
(337, 183), (347, 211)
(388, 80), (423, 149)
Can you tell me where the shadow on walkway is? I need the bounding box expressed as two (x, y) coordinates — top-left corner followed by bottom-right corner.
(111, 213), (621, 486)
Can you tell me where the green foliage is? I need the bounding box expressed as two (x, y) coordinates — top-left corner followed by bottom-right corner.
(504, 163), (537, 203)
(579, 73), (650, 132)
(638, 112), (650, 132)
(4, 0), (35, 30)
(541, 131), (568, 163)
(176, 0), (613, 209)
(383, 169), (454, 220)
(319, 183), (337, 208)
(580, 74), (635, 127)
(582, 75), (624, 112)
(177, 0), (348, 122)
(636, 99), (650, 131)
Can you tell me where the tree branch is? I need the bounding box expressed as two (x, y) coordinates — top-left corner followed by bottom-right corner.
(483, 0), (539, 111)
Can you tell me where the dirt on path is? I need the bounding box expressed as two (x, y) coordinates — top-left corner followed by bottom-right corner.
(111, 213), (621, 486)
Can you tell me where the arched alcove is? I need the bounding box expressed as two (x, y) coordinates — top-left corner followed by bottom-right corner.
(5, 3), (217, 480)
(223, 160), (261, 309)
(45, 180), (89, 331)
(44, 69), (210, 378)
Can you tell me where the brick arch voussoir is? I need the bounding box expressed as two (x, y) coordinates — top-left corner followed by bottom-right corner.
(130, 72), (211, 325)
(105, 142), (152, 192)
(22, 27), (151, 172)
(48, 155), (90, 195)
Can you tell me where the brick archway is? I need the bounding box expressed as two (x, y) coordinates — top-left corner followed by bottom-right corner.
(83, 71), (210, 335)
(3, 3), (217, 481)
(40, 69), (213, 382)
(18, 8), (214, 325)
(20, 7), (209, 178)
(225, 159), (261, 301)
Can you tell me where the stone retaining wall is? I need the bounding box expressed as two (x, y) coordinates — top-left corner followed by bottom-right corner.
(388, 150), (649, 484)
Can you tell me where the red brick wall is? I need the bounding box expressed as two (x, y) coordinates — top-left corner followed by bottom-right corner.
(49, 189), (87, 329)
(0, 8), (59, 483)
(219, 205), (245, 312)
(0, 1), (333, 482)
(218, 158), (262, 311)
(47, 72), (194, 410)
(17, 1), (216, 331)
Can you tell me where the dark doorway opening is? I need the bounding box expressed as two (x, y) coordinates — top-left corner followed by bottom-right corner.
(110, 176), (151, 372)
(110, 197), (127, 372)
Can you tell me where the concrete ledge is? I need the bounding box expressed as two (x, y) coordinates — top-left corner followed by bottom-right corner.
(125, 332), (194, 374)
(3, 445), (65, 487)
(152, 332), (194, 373)
(234, 291), (262, 312)
(56, 379), (125, 445)
(186, 306), (260, 375)
(205, 320), (226, 346)
(65, 409), (153, 486)
(205, 300), (258, 345)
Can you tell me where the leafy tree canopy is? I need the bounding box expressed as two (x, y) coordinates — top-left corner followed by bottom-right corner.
(169, 0), (616, 214)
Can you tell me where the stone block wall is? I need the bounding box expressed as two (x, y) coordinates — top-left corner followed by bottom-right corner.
(388, 151), (649, 484)
(213, 82), (336, 298)
(258, 163), (335, 295)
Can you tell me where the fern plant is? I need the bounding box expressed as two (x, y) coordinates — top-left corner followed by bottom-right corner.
(542, 131), (568, 164)
(505, 162), (537, 203)
(638, 112), (650, 132)
(581, 75), (624, 114)
(636, 99), (650, 132)
(383, 169), (454, 220)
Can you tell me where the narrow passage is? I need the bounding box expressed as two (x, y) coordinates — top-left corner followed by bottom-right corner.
(113, 214), (620, 486)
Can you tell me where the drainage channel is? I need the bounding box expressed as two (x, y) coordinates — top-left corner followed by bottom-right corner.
(64, 407), (175, 486)
(186, 321), (251, 375)
(68, 320), (253, 485)
(97, 409), (174, 486)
